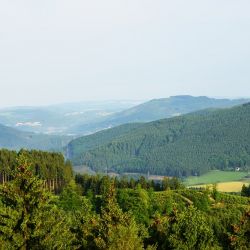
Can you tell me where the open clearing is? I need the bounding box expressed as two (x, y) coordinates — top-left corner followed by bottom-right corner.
(184, 170), (249, 186)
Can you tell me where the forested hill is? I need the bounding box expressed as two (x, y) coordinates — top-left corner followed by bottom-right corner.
(0, 123), (72, 151)
(73, 95), (249, 134)
(67, 123), (143, 161)
(69, 102), (250, 176)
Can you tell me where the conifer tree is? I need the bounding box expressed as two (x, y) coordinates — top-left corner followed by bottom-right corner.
(0, 154), (74, 249)
(93, 179), (145, 250)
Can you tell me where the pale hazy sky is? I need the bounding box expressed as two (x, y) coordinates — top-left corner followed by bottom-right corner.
(0, 0), (250, 107)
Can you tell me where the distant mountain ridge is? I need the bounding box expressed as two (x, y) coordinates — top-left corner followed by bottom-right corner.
(68, 102), (250, 176)
(1, 96), (250, 157)
(0, 100), (140, 135)
(0, 96), (248, 136)
(73, 95), (250, 134)
(0, 123), (72, 151)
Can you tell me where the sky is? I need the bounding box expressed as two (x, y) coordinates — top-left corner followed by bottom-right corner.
(0, 0), (250, 107)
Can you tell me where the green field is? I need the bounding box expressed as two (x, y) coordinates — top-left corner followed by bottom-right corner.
(184, 170), (249, 186)
(189, 182), (249, 192)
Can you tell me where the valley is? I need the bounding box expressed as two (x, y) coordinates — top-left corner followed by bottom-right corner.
(1, 95), (250, 189)
(1, 2), (250, 248)
(0, 100), (140, 135)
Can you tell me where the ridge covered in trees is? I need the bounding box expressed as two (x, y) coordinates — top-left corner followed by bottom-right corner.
(73, 95), (250, 134)
(68, 103), (250, 176)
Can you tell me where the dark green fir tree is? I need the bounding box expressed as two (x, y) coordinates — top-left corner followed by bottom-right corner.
(0, 154), (74, 249)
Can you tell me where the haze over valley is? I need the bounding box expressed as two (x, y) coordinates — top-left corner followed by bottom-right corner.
(1, 1), (250, 249)
(0, 95), (249, 180)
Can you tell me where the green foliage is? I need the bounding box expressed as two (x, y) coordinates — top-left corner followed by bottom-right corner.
(151, 191), (177, 215)
(117, 186), (151, 225)
(0, 154), (74, 249)
(149, 206), (217, 250)
(74, 173), (173, 196)
(212, 184), (220, 201)
(62, 195), (97, 249)
(1, 153), (250, 249)
(69, 103), (250, 176)
(58, 180), (84, 211)
(0, 149), (73, 184)
(176, 189), (211, 211)
(167, 206), (215, 250)
(91, 180), (145, 250)
(241, 184), (250, 197)
(162, 177), (183, 190)
(207, 205), (247, 249)
(67, 123), (142, 165)
(229, 210), (250, 249)
(216, 192), (250, 205)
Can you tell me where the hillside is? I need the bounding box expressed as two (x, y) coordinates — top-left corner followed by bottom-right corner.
(68, 103), (250, 176)
(0, 123), (72, 151)
(67, 123), (143, 162)
(73, 95), (249, 134)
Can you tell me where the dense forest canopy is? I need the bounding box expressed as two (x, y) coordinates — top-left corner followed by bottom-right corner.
(0, 157), (249, 249)
(67, 123), (142, 161)
(68, 103), (250, 176)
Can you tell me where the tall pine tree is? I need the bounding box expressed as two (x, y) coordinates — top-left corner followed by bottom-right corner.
(0, 154), (74, 249)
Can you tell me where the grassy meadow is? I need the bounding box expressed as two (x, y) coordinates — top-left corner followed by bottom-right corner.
(189, 182), (249, 192)
(184, 170), (250, 192)
(184, 170), (249, 185)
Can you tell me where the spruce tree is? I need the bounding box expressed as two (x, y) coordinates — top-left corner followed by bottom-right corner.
(93, 179), (145, 250)
(0, 154), (74, 249)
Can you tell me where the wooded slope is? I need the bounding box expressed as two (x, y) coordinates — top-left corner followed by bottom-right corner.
(69, 103), (250, 176)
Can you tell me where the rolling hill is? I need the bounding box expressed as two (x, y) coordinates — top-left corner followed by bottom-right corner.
(0, 100), (140, 135)
(1, 96), (248, 136)
(73, 95), (250, 134)
(68, 103), (250, 176)
(0, 123), (72, 151)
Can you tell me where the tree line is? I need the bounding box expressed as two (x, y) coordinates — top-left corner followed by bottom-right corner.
(0, 149), (73, 191)
(75, 174), (183, 195)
